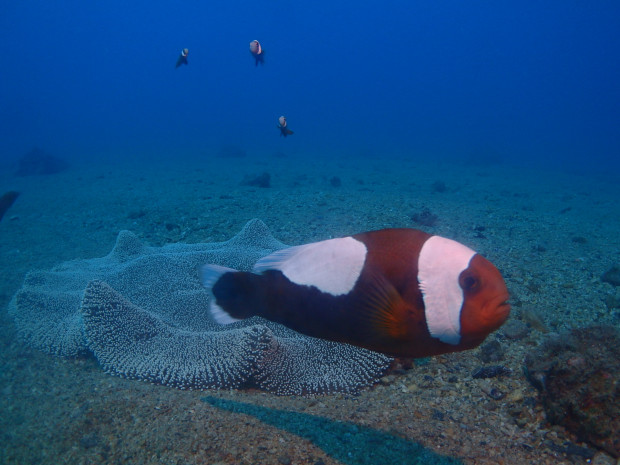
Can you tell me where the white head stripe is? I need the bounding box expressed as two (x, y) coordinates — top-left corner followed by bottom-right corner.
(418, 236), (476, 345)
(254, 237), (367, 296)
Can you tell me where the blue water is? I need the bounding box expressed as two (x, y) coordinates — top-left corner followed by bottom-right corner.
(1, 0), (618, 173)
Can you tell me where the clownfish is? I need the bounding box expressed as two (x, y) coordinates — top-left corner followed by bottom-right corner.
(176, 48), (189, 68)
(249, 40), (264, 66)
(277, 115), (294, 137)
(201, 228), (510, 358)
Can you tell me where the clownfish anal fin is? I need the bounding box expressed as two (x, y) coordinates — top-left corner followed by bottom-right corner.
(356, 273), (409, 342)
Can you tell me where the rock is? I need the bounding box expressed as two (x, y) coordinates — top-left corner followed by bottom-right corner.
(478, 340), (505, 362)
(515, 417), (528, 428)
(277, 455), (292, 465)
(519, 307), (548, 333)
(241, 172), (271, 188)
(80, 432), (100, 449)
(591, 451), (617, 465)
(603, 294), (620, 310)
(410, 207), (438, 227)
(525, 325), (620, 458)
(431, 180), (446, 193)
(506, 389), (524, 403)
(478, 380), (505, 400)
(15, 147), (69, 176)
(502, 319), (529, 340)
(329, 176), (342, 187)
(601, 266), (620, 287)
(472, 365), (512, 379)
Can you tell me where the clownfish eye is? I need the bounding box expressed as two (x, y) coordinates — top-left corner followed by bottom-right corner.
(459, 272), (480, 292)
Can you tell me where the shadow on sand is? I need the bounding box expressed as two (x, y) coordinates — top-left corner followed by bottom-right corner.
(202, 396), (462, 465)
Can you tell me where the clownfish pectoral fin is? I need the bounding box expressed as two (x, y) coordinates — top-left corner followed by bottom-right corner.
(357, 273), (410, 342)
(201, 264), (243, 325)
(286, 129), (294, 136)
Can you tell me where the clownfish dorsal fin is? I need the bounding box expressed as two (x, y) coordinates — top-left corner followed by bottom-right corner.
(356, 272), (409, 341)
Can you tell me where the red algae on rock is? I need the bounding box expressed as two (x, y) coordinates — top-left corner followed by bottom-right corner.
(524, 325), (620, 458)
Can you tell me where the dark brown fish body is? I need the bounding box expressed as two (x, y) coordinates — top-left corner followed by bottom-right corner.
(203, 228), (510, 359)
(175, 48), (189, 68)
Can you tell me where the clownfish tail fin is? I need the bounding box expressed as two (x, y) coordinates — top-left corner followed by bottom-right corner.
(201, 265), (259, 324)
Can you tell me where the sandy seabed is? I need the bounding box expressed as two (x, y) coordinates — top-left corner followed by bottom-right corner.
(0, 152), (619, 465)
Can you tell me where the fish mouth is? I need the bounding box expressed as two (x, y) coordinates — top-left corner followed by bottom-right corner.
(495, 294), (511, 322)
(486, 292), (511, 326)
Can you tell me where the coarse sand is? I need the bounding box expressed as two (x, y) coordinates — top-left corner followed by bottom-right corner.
(1, 152), (618, 465)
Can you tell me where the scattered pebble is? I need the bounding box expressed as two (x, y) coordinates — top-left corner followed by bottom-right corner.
(506, 389), (524, 403)
(329, 176), (342, 187)
(479, 381), (506, 400)
(277, 454), (292, 465)
(591, 451), (618, 465)
(80, 432), (100, 449)
(410, 207), (438, 227)
(502, 320), (529, 340)
(478, 340), (505, 362)
(241, 172), (271, 188)
(519, 307), (549, 333)
(431, 180), (446, 193)
(472, 365), (512, 379)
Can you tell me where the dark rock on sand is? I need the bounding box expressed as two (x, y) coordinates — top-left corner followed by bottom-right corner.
(479, 381), (506, 400)
(127, 209), (146, 220)
(0, 191), (19, 222)
(524, 325), (620, 458)
(601, 266), (620, 287)
(431, 180), (446, 193)
(329, 176), (342, 187)
(16, 147), (69, 176)
(472, 365), (512, 379)
(546, 441), (595, 460)
(603, 294), (620, 310)
(80, 432), (101, 449)
(241, 172), (271, 188)
(478, 340), (505, 363)
(502, 319), (529, 340)
(411, 207), (438, 227)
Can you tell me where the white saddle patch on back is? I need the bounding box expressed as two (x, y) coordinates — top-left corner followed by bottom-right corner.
(418, 236), (476, 345)
(254, 237), (367, 296)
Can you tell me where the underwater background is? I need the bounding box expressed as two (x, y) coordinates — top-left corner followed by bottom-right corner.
(1, 0), (619, 172)
(1, 1), (619, 464)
